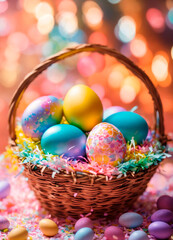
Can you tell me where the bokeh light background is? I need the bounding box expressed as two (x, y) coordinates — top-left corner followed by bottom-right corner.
(0, 0), (173, 154)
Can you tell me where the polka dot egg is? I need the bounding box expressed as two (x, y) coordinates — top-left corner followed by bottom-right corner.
(86, 122), (126, 166)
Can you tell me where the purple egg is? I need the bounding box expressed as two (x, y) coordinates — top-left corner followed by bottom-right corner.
(75, 218), (93, 232)
(148, 221), (172, 239)
(157, 195), (173, 211)
(22, 96), (63, 139)
(151, 209), (173, 223)
(0, 216), (10, 230)
(104, 226), (125, 240)
(103, 106), (126, 120)
(119, 212), (143, 228)
(0, 180), (10, 199)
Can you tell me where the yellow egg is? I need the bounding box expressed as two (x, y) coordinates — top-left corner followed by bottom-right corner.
(63, 84), (103, 131)
(8, 227), (28, 240)
(39, 219), (58, 237)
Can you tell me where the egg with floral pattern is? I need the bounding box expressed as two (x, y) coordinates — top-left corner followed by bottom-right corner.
(86, 122), (126, 166)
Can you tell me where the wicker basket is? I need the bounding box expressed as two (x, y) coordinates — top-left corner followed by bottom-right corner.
(8, 44), (167, 219)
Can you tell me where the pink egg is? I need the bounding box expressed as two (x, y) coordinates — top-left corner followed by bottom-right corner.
(75, 217), (93, 232)
(104, 226), (125, 240)
(157, 195), (173, 211)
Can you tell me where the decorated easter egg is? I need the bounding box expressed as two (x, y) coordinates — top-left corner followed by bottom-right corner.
(103, 106), (126, 120)
(75, 227), (94, 240)
(41, 124), (86, 157)
(75, 218), (93, 232)
(148, 221), (172, 239)
(157, 195), (173, 211)
(104, 112), (148, 144)
(0, 180), (10, 199)
(151, 209), (173, 223)
(63, 84), (103, 132)
(39, 219), (58, 237)
(0, 216), (10, 230)
(129, 230), (149, 240)
(22, 96), (63, 139)
(8, 227), (28, 240)
(104, 226), (125, 240)
(86, 122), (126, 166)
(119, 212), (143, 228)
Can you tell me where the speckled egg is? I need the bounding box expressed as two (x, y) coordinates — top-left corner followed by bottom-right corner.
(75, 218), (93, 232)
(148, 221), (172, 239)
(103, 106), (126, 120)
(74, 227), (94, 240)
(104, 111), (148, 144)
(63, 84), (103, 132)
(0, 216), (10, 230)
(8, 227), (28, 240)
(41, 124), (86, 158)
(151, 209), (173, 223)
(157, 195), (173, 211)
(0, 180), (10, 199)
(104, 226), (125, 240)
(119, 212), (143, 228)
(86, 122), (126, 166)
(129, 230), (149, 240)
(22, 96), (63, 139)
(39, 219), (58, 237)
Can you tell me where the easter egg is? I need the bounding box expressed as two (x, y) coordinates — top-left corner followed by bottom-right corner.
(104, 112), (148, 144)
(151, 209), (173, 223)
(39, 219), (58, 237)
(104, 226), (125, 240)
(22, 96), (63, 139)
(8, 227), (28, 240)
(63, 84), (103, 132)
(0, 180), (10, 199)
(86, 122), (126, 166)
(157, 195), (173, 211)
(148, 221), (172, 239)
(0, 216), (10, 230)
(119, 212), (143, 228)
(75, 218), (93, 232)
(129, 230), (149, 240)
(41, 124), (86, 157)
(103, 106), (126, 120)
(74, 227), (94, 240)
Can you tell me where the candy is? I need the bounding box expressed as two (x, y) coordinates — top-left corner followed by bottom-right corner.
(104, 226), (125, 240)
(148, 221), (172, 239)
(119, 212), (143, 228)
(75, 217), (93, 232)
(74, 227), (94, 240)
(0, 179), (10, 199)
(39, 219), (58, 237)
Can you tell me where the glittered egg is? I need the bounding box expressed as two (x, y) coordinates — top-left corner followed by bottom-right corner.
(75, 227), (94, 240)
(119, 212), (143, 228)
(0, 180), (10, 199)
(151, 209), (173, 223)
(129, 230), (149, 240)
(103, 106), (126, 120)
(75, 218), (93, 232)
(86, 122), (126, 166)
(8, 227), (28, 240)
(63, 84), (103, 132)
(0, 216), (10, 230)
(104, 226), (125, 240)
(157, 195), (173, 211)
(39, 219), (58, 237)
(148, 221), (172, 239)
(41, 124), (86, 158)
(104, 112), (148, 144)
(22, 96), (63, 139)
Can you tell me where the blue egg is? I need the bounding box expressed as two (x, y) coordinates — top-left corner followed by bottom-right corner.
(129, 230), (149, 240)
(75, 227), (94, 240)
(119, 212), (143, 228)
(0, 180), (10, 199)
(41, 124), (86, 158)
(104, 112), (148, 144)
(22, 96), (63, 139)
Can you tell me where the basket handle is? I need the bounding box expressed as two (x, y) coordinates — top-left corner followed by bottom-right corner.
(8, 44), (166, 143)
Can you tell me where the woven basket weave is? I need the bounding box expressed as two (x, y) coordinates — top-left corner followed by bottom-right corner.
(8, 44), (167, 219)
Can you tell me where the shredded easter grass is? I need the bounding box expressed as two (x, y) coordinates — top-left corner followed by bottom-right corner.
(5, 125), (170, 177)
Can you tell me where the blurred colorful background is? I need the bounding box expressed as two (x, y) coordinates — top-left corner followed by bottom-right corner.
(0, 0), (173, 153)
